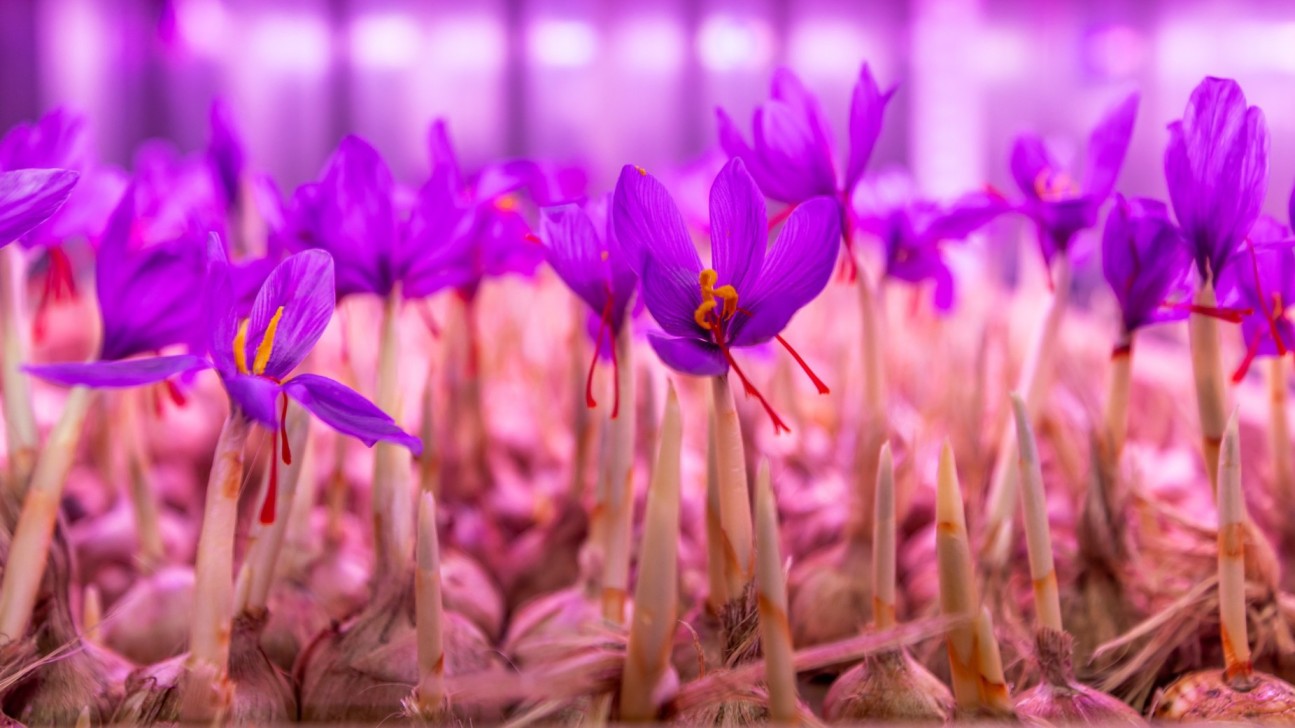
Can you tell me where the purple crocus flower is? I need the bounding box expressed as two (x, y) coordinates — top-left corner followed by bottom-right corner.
(1164, 77), (1269, 282)
(1100, 195), (1193, 336)
(718, 65), (890, 206)
(1217, 215), (1295, 381)
(612, 158), (840, 432)
(540, 195), (638, 415)
(207, 98), (246, 209)
(852, 169), (1008, 310)
(29, 246), (420, 519)
(1010, 92), (1139, 265)
(0, 169), (80, 246)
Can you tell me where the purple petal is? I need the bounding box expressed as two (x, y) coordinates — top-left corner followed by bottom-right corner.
(21, 166), (127, 250)
(731, 196), (841, 346)
(542, 204), (611, 317)
(207, 98), (246, 207)
(0, 109), (88, 172)
(223, 373), (282, 427)
(922, 192), (1010, 242)
(709, 158), (766, 295)
(612, 165), (704, 338)
(647, 332), (728, 377)
(771, 68), (837, 175)
(1290, 183), (1295, 232)
(427, 119), (463, 191)
(1081, 92), (1139, 201)
(205, 233), (240, 377)
(25, 354), (209, 388)
(844, 64), (892, 195)
(243, 250), (336, 380)
(1009, 135), (1058, 201)
(1101, 196), (1192, 332)
(1164, 77), (1269, 280)
(0, 169), (80, 245)
(283, 373), (422, 454)
(396, 164), (474, 299)
(753, 102), (837, 202)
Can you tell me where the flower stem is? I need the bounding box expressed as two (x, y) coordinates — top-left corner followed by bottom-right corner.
(982, 253), (1072, 571)
(239, 401), (310, 615)
(123, 388), (165, 574)
(1104, 333), (1134, 458)
(935, 442), (981, 711)
(180, 410), (252, 718)
(712, 376), (754, 600)
(0, 245), (38, 492)
(1190, 279), (1228, 494)
(621, 381), (682, 722)
(411, 490), (447, 717)
(1268, 357), (1294, 520)
(1011, 394), (1063, 633)
(872, 442), (896, 630)
(754, 460), (798, 724)
(372, 288), (411, 583)
(418, 358), (441, 499)
(0, 386), (94, 643)
(600, 324), (635, 625)
(1217, 412), (1252, 684)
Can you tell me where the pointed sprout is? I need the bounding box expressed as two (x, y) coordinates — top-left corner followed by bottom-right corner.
(1217, 410), (1251, 683)
(974, 606), (1013, 714)
(413, 490), (447, 716)
(621, 381), (683, 721)
(1011, 393), (1063, 633)
(872, 442), (896, 630)
(935, 441), (980, 710)
(754, 459), (799, 724)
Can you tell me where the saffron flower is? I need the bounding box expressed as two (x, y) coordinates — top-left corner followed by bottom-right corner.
(718, 65), (891, 206)
(852, 169), (1008, 309)
(29, 245), (420, 520)
(612, 158), (840, 431)
(0, 169), (80, 246)
(1010, 92), (1139, 265)
(1164, 77), (1269, 282)
(1100, 195), (1193, 336)
(540, 196), (638, 414)
(206, 98), (246, 210)
(1218, 215), (1295, 381)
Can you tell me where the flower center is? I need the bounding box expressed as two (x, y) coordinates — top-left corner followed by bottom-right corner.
(1032, 169), (1078, 202)
(233, 305), (285, 376)
(694, 268), (739, 330)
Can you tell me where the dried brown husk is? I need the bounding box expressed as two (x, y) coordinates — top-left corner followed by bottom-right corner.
(112, 611), (293, 725)
(1013, 628), (1144, 725)
(822, 648), (953, 723)
(1151, 668), (1295, 722)
(1, 527), (130, 726)
(296, 570), (500, 724)
(100, 565), (194, 665)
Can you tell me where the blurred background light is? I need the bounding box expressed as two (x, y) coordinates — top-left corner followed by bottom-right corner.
(249, 14), (331, 76)
(616, 17), (686, 74)
(427, 16), (506, 72)
(697, 14), (774, 72)
(168, 0), (230, 58)
(787, 21), (870, 80)
(349, 13), (421, 70)
(529, 19), (599, 68)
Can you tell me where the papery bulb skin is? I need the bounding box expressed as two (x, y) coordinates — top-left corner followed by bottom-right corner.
(297, 573), (501, 724)
(501, 585), (605, 668)
(498, 498), (588, 611)
(788, 540), (873, 648)
(1013, 629), (1145, 725)
(100, 566), (194, 665)
(259, 584), (332, 673)
(1151, 669), (1295, 723)
(441, 549), (505, 641)
(112, 612), (294, 725)
(822, 649), (953, 723)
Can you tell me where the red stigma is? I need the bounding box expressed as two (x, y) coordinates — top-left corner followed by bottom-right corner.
(417, 300), (442, 338)
(279, 394), (292, 466)
(1162, 301), (1252, 324)
(32, 247), (78, 342)
(523, 233), (543, 245)
(767, 204), (796, 232)
(775, 335), (829, 395)
(1231, 330), (1263, 383)
(837, 202), (859, 283)
(584, 295), (622, 418)
(164, 379), (187, 408)
(1247, 240), (1288, 356)
(711, 324), (789, 434)
(261, 430), (279, 525)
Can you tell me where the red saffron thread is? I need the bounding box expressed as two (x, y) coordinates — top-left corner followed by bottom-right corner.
(775, 334), (829, 394)
(261, 430), (279, 525)
(713, 325), (789, 434)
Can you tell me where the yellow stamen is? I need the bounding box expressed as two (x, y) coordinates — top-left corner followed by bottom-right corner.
(253, 306), (285, 376)
(233, 320), (250, 375)
(714, 285), (739, 320)
(635, 166), (647, 176)
(1032, 168), (1078, 201)
(695, 300), (718, 329)
(494, 194), (519, 212)
(600, 250), (609, 262)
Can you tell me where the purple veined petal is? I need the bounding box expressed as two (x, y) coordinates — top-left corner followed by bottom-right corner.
(770, 67), (837, 175)
(731, 196), (841, 346)
(283, 373), (422, 455)
(1081, 92), (1139, 201)
(708, 158), (766, 296)
(716, 108), (791, 203)
(223, 373), (282, 428)
(0, 169), (80, 245)
(844, 64), (893, 195)
(647, 332), (728, 377)
(1009, 135), (1058, 201)
(753, 102), (837, 203)
(22, 165), (128, 250)
(99, 234), (210, 362)
(25, 354), (210, 388)
(612, 164), (704, 338)
(541, 203), (610, 317)
(427, 118), (463, 192)
(1288, 183), (1295, 232)
(1101, 195), (1192, 332)
(205, 233), (241, 377)
(395, 163), (475, 299)
(0, 108), (89, 172)
(243, 249), (336, 381)
(932, 263), (956, 311)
